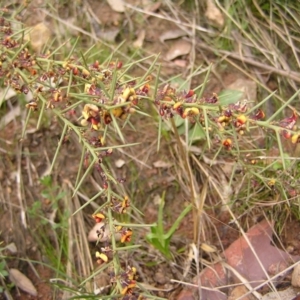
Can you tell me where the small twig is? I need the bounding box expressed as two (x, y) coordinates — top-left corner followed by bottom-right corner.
(16, 144), (27, 229)
(124, 3), (214, 35)
(196, 42), (300, 83)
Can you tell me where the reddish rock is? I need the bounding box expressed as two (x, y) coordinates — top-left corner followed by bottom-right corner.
(177, 220), (300, 300)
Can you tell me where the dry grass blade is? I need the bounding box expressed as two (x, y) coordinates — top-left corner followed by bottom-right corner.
(62, 180), (93, 297)
(124, 2), (212, 35)
(16, 145), (27, 229)
(196, 42), (300, 84)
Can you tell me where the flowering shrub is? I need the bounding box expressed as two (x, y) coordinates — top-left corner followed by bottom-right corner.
(1, 8), (300, 299)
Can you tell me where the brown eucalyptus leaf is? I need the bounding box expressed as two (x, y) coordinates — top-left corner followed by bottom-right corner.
(200, 243), (217, 253)
(0, 105), (21, 128)
(205, 0), (224, 28)
(159, 29), (188, 43)
(9, 268), (37, 296)
(107, 0), (125, 13)
(227, 78), (257, 102)
(6, 242), (18, 254)
(115, 159), (125, 168)
(262, 287), (298, 300)
(145, 2), (161, 16)
(133, 29), (146, 48)
(173, 59), (188, 68)
(153, 160), (172, 168)
(98, 28), (120, 43)
(165, 40), (191, 61)
(28, 22), (52, 53)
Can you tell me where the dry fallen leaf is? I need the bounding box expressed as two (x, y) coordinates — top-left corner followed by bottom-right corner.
(6, 243), (18, 254)
(27, 22), (52, 53)
(0, 88), (17, 105)
(205, 0), (224, 28)
(98, 28), (120, 43)
(165, 40), (191, 61)
(227, 78), (257, 102)
(9, 268), (37, 296)
(153, 160), (172, 168)
(133, 29), (146, 48)
(107, 0), (125, 13)
(173, 59), (188, 68)
(159, 29), (188, 43)
(261, 287), (298, 300)
(200, 243), (218, 253)
(115, 159), (125, 168)
(0, 105), (21, 128)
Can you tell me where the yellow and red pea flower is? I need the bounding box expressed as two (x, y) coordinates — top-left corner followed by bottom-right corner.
(126, 266), (137, 280)
(121, 284), (136, 296)
(173, 102), (184, 118)
(121, 196), (130, 213)
(222, 138), (232, 150)
(81, 103), (101, 130)
(139, 82), (150, 94)
(252, 109), (265, 120)
(92, 212), (105, 223)
(95, 251), (108, 264)
(111, 196), (130, 214)
(182, 107), (200, 119)
(122, 87), (136, 102)
(120, 266), (137, 295)
(279, 110), (298, 130)
(120, 228), (133, 243)
(217, 115), (231, 126)
(114, 224), (123, 233)
(184, 90), (195, 99)
(268, 179), (276, 187)
(235, 114), (247, 127)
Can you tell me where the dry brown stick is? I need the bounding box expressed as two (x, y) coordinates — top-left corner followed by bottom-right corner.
(196, 43), (300, 83)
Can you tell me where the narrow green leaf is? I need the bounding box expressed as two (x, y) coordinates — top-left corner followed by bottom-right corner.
(166, 204), (192, 240)
(218, 89), (244, 106)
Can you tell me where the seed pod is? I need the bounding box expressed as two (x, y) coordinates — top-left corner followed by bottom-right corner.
(9, 269), (37, 296)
